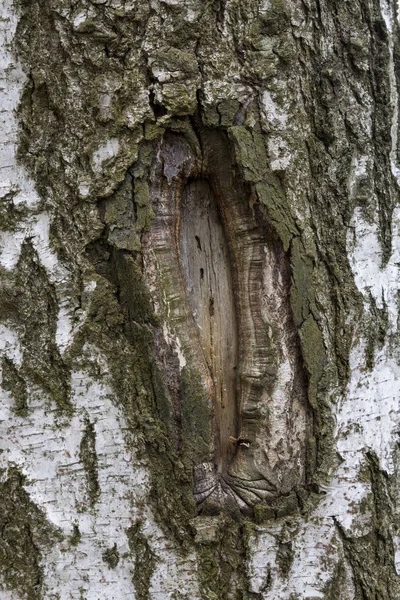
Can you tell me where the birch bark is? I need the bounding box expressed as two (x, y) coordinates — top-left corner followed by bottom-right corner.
(1, 0), (400, 598)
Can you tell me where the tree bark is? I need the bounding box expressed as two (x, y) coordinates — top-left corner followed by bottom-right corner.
(1, 0), (400, 598)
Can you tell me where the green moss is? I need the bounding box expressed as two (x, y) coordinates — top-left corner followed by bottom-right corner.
(289, 237), (315, 327)
(365, 292), (388, 370)
(130, 141), (157, 233)
(244, 49), (279, 82)
(114, 251), (158, 326)
(306, 436), (317, 477)
(0, 467), (59, 599)
(151, 48), (198, 78)
(93, 134), (142, 199)
(161, 83), (198, 116)
(134, 180), (155, 233)
(102, 544), (120, 569)
(144, 123), (165, 141)
(299, 316), (327, 409)
(256, 179), (298, 251)
(195, 518), (241, 600)
(79, 418), (100, 508)
(195, 518), (260, 600)
(1, 356), (28, 416)
(101, 174), (140, 252)
(126, 521), (156, 600)
(276, 541), (294, 578)
(202, 104), (220, 128)
(253, 503), (275, 524)
(229, 126), (269, 183)
(322, 559), (349, 600)
(217, 99), (241, 127)
(70, 523), (81, 547)
(131, 143), (153, 179)
(253, 493), (299, 524)
(180, 367), (211, 465)
(260, 0), (291, 34)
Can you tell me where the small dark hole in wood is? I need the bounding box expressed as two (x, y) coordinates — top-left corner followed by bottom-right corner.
(195, 235), (202, 251)
(200, 268), (204, 280)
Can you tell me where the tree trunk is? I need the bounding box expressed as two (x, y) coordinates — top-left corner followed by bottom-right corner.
(1, 0), (400, 597)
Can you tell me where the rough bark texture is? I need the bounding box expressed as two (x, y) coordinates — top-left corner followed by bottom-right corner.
(0, 0), (400, 598)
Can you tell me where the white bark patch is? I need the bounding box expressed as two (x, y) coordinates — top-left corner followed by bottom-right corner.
(78, 180), (91, 199)
(92, 138), (120, 173)
(260, 88), (292, 171)
(72, 9), (95, 31)
(393, 534), (400, 575)
(261, 90), (288, 130)
(0, 229), (26, 270)
(162, 324), (187, 370)
(149, 545), (199, 599)
(0, 365), (200, 599)
(344, 207), (400, 473)
(267, 136), (292, 171)
(349, 207), (400, 327)
(0, 591), (23, 600)
(348, 155), (370, 200)
(0, 325), (22, 366)
(248, 519), (355, 599)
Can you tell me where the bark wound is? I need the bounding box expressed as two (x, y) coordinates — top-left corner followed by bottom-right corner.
(145, 127), (309, 514)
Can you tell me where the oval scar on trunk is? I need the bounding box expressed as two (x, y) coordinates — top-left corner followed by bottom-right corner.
(144, 126), (311, 515)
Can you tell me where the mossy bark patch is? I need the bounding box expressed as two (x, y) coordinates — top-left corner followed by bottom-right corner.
(0, 468), (59, 599)
(1, 356), (28, 416)
(194, 518), (257, 600)
(126, 521), (156, 600)
(102, 544), (120, 569)
(79, 417), (100, 508)
(289, 237), (315, 328)
(180, 366), (211, 465)
(256, 180), (298, 252)
(79, 245), (197, 543)
(299, 316), (327, 409)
